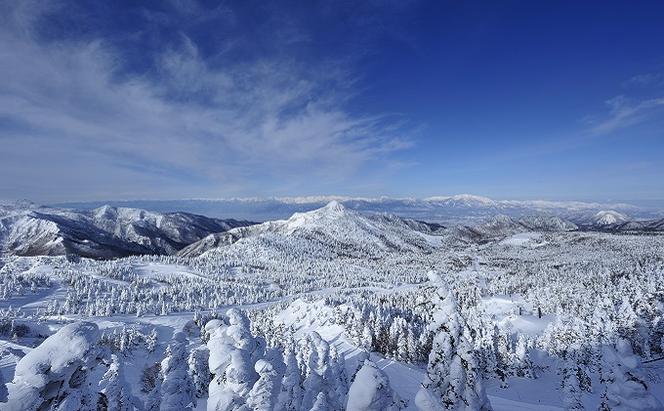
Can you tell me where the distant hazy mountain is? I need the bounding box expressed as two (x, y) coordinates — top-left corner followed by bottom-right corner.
(54, 194), (662, 223)
(0, 203), (253, 259)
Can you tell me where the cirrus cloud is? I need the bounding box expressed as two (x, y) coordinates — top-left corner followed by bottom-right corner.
(0, 1), (413, 202)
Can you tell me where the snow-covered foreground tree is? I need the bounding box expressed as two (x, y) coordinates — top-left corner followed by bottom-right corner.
(160, 332), (196, 410)
(346, 359), (403, 411)
(206, 310), (261, 411)
(205, 309), (349, 411)
(5, 322), (101, 411)
(416, 273), (491, 411)
(98, 354), (138, 411)
(598, 339), (662, 411)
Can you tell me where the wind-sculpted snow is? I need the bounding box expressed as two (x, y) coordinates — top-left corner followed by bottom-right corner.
(5, 322), (100, 410)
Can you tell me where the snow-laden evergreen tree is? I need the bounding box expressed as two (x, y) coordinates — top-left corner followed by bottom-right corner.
(160, 332), (196, 410)
(0, 368), (7, 402)
(278, 348), (304, 410)
(146, 328), (159, 353)
(188, 345), (211, 398)
(514, 335), (534, 379)
(346, 359), (404, 411)
(598, 339), (662, 411)
(246, 359), (282, 410)
(415, 272), (492, 411)
(5, 321), (100, 411)
(144, 378), (162, 411)
(329, 345), (349, 406)
(302, 332), (328, 409)
(98, 354), (138, 411)
(206, 309), (261, 411)
(493, 326), (511, 388)
(361, 325), (373, 351)
(457, 331), (492, 411)
(560, 354), (584, 411)
(310, 391), (330, 411)
(301, 331), (346, 410)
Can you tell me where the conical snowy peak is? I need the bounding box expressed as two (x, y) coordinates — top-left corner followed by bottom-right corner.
(321, 200), (346, 214)
(301, 200), (348, 219)
(593, 210), (628, 226)
(281, 201), (355, 231)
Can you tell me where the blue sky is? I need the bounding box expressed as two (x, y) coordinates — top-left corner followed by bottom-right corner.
(1, 0), (663, 203)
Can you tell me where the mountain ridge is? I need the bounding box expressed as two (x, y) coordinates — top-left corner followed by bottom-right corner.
(0, 203), (254, 259)
(52, 195), (663, 223)
(178, 201), (445, 258)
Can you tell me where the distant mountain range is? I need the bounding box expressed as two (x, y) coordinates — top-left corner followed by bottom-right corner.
(0, 203), (253, 259)
(179, 201), (664, 258)
(2, 197), (663, 260)
(55, 194), (663, 223)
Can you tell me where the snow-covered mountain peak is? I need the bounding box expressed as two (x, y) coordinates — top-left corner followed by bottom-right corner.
(93, 205), (118, 219)
(593, 210), (628, 226)
(284, 201), (352, 230)
(318, 200), (346, 215)
(423, 194), (494, 203)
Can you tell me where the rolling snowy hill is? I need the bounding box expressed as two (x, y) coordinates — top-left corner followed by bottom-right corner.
(453, 214), (578, 243)
(599, 217), (664, 233)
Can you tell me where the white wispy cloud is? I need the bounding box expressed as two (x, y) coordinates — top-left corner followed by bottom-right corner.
(624, 72), (664, 88)
(590, 95), (664, 135)
(0, 2), (412, 201)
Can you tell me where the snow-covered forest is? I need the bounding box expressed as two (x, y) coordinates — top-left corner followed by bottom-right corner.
(1, 202), (664, 410)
